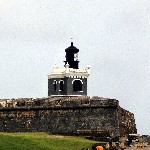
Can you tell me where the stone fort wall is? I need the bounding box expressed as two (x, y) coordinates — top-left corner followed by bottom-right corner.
(0, 96), (136, 138)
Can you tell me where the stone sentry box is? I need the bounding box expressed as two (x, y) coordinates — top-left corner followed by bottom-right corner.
(48, 42), (90, 96)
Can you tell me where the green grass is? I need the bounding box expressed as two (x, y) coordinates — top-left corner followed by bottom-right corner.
(0, 132), (97, 150)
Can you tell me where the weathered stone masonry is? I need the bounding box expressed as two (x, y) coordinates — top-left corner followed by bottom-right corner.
(0, 96), (136, 138)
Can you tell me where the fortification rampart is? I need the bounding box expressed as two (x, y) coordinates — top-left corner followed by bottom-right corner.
(0, 96), (136, 139)
(118, 107), (137, 137)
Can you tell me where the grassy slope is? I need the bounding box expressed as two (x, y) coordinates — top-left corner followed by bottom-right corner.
(0, 132), (96, 150)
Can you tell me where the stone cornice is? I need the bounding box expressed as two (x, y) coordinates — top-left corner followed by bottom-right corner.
(48, 64), (90, 79)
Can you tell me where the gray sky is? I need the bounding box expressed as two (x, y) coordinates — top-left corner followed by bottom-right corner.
(0, 0), (150, 135)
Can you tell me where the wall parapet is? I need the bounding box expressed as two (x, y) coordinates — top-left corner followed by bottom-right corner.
(0, 96), (119, 108)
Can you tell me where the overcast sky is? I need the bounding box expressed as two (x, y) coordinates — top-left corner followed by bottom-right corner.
(0, 0), (150, 135)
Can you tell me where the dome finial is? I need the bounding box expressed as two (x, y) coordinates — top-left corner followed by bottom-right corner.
(71, 38), (73, 46)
